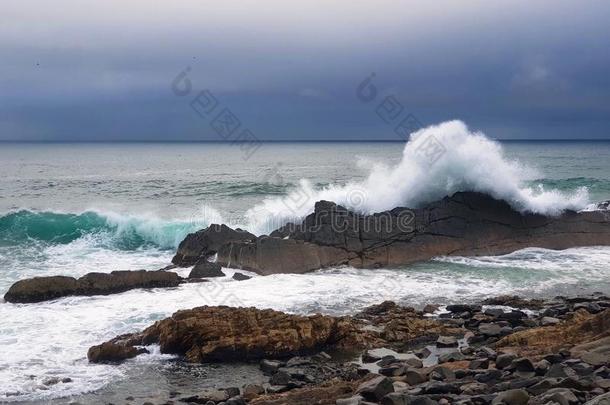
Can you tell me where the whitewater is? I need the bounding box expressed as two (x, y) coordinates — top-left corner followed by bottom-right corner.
(1, 121), (610, 401)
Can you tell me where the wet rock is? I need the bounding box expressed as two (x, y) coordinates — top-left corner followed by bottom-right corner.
(232, 272), (252, 281)
(460, 382), (489, 395)
(404, 358), (424, 369)
(260, 359), (283, 374)
(243, 384), (265, 400)
(430, 366), (455, 381)
(356, 375), (394, 401)
(475, 369), (503, 383)
(541, 316), (561, 326)
(87, 341), (148, 363)
(536, 388), (579, 405)
(220, 192), (610, 275)
(495, 353), (517, 369)
(510, 358), (535, 378)
(5, 270), (181, 303)
(91, 306), (360, 363)
(423, 304), (440, 314)
(415, 348), (432, 359)
(173, 224), (255, 266)
(404, 369), (428, 385)
(381, 393), (439, 405)
(438, 352), (465, 363)
(491, 389), (529, 405)
(436, 336), (458, 348)
(469, 358), (490, 370)
(479, 323), (503, 337)
(189, 261), (224, 278)
(336, 396), (364, 405)
(585, 392), (610, 405)
(424, 381), (459, 394)
(447, 304), (481, 313)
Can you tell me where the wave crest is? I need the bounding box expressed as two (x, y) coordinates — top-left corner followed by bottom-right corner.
(246, 121), (590, 234)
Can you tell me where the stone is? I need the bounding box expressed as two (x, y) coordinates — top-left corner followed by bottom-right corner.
(242, 384), (265, 399)
(438, 352), (465, 363)
(172, 224), (255, 266)
(404, 358), (423, 368)
(404, 369), (428, 386)
(541, 316), (561, 326)
(536, 388), (579, 405)
(460, 382), (489, 395)
(423, 304), (439, 314)
(336, 396), (364, 405)
(381, 393), (439, 405)
(424, 381), (459, 394)
(479, 323), (503, 337)
(491, 389), (529, 405)
(356, 375), (395, 401)
(260, 359), (283, 374)
(188, 261), (224, 278)
(232, 272), (252, 281)
(216, 192), (610, 275)
(4, 270), (180, 303)
(362, 350), (382, 363)
(436, 336), (458, 348)
(585, 393), (610, 405)
(430, 366), (455, 381)
(475, 369), (503, 383)
(89, 306), (359, 363)
(495, 353), (517, 369)
(446, 304), (481, 313)
(86, 342), (148, 363)
(469, 358), (490, 370)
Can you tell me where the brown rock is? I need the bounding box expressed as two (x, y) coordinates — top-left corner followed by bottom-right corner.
(87, 341), (148, 363)
(497, 309), (610, 358)
(89, 306), (361, 363)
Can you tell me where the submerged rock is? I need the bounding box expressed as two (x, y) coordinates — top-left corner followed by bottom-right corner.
(4, 270), (180, 303)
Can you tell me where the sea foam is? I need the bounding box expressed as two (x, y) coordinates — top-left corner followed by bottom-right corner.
(245, 121), (590, 235)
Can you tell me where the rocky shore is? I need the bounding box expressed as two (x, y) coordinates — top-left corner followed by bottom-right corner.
(87, 294), (610, 405)
(6, 192), (610, 304)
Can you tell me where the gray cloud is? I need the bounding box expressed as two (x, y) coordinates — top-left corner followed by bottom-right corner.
(1, 0), (610, 140)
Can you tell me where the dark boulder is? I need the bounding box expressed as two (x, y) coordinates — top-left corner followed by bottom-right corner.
(4, 275), (79, 303)
(188, 261), (224, 278)
(232, 272), (252, 281)
(216, 192), (610, 275)
(4, 270), (180, 303)
(172, 224), (255, 266)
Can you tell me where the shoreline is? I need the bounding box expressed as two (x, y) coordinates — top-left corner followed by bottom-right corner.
(16, 293), (609, 405)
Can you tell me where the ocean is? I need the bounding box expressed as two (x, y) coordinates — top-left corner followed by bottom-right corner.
(2, 124), (610, 402)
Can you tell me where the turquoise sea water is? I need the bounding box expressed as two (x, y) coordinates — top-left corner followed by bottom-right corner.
(1, 139), (610, 402)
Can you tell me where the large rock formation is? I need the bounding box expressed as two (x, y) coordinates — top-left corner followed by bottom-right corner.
(214, 192), (610, 275)
(172, 224), (256, 266)
(4, 270), (180, 303)
(88, 305), (361, 363)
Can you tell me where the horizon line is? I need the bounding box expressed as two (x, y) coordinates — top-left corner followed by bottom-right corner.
(1, 138), (610, 143)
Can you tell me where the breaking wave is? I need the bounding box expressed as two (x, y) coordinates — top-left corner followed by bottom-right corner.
(246, 120), (590, 234)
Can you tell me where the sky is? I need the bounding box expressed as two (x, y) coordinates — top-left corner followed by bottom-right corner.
(1, 0), (610, 141)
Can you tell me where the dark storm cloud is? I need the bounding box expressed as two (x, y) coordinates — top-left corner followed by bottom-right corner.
(1, 0), (610, 140)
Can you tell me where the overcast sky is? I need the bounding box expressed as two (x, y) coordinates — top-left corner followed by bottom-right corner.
(1, 0), (610, 141)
